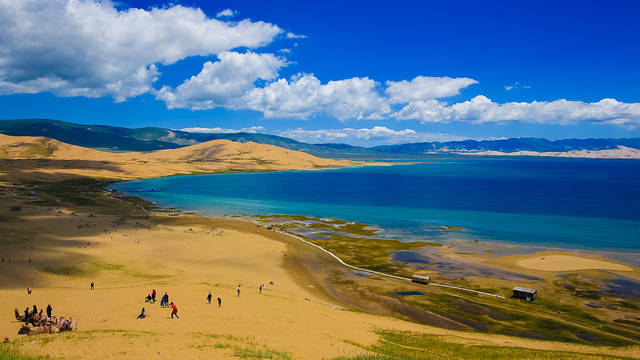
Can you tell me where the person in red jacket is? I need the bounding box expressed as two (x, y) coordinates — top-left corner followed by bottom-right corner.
(151, 289), (156, 303)
(170, 302), (179, 318)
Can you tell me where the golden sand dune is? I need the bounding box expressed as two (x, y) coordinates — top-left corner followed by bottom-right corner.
(0, 134), (358, 182)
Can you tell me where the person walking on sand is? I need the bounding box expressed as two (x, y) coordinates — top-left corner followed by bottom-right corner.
(152, 289), (156, 303)
(237, 286), (240, 297)
(170, 302), (179, 318)
(217, 296), (222, 307)
(259, 284), (263, 294)
(90, 281), (94, 290)
(46, 304), (52, 319)
(207, 292), (212, 304)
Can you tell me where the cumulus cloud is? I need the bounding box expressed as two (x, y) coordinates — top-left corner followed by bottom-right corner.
(0, 0), (282, 101)
(395, 96), (640, 126)
(239, 74), (391, 120)
(385, 76), (478, 103)
(180, 126), (265, 133)
(156, 51), (287, 110)
(216, 8), (237, 18)
(279, 126), (469, 144)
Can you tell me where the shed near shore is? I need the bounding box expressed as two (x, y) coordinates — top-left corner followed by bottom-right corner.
(512, 286), (537, 301)
(411, 274), (430, 285)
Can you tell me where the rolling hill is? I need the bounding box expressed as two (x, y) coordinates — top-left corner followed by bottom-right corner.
(1, 119), (639, 158)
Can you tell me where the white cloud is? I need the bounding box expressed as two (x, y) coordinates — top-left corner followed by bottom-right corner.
(278, 126), (469, 144)
(385, 76), (477, 103)
(504, 82), (531, 91)
(286, 32), (307, 39)
(240, 74), (391, 120)
(395, 96), (640, 127)
(180, 126), (265, 133)
(278, 48), (292, 54)
(0, 0), (281, 101)
(156, 51), (287, 110)
(216, 8), (237, 18)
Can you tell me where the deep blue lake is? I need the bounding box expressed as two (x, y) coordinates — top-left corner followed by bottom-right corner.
(110, 157), (640, 251)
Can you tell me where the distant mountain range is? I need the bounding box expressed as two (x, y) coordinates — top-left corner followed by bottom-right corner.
(1, 119), (639, 158)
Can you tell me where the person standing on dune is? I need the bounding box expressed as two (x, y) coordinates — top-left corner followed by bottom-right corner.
(171, 302), (179, 318)
(90, 281), (94, 290)
(207, 292), (212, 304)
(237, 286), (240, 297)
(217, 296), (222, 307)
(46, 304), (52, 319)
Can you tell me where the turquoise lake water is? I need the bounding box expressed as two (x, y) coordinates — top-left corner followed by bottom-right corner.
(110, 157), (640, 251)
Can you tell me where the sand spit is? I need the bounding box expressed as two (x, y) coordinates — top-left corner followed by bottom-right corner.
(458, 145), (640, 159)
(516, 254), (634, 272)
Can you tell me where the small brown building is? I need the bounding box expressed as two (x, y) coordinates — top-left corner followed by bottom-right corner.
(513, 286), (537, 301)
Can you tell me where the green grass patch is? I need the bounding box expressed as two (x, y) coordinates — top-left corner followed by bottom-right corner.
(0, 344), (51, 360)
(336, 330), (635, 360)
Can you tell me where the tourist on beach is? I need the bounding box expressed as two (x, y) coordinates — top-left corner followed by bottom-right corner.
(259, 284), (263, 294)
(145, 294), (153, 303)
(23, 307), (30, 323)
(27, 287), (32, 294)
(90, 281), (94, 290)
(32, 305), (38, 315)
(137, 307), (146, 319)
(217, 296), (222, 307)
(237, 286), (240, 297)
(170, 302), (179, 318)
(151, 289), (157, 303)
(207, 292), (212, 304)
(46, 304), (52, 319)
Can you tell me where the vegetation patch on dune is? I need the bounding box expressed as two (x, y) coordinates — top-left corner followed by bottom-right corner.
(194, 333), (291, 359)
(337, 329), (636, 360)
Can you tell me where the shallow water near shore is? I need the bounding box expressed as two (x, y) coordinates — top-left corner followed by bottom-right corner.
(111, 157), (640, 252)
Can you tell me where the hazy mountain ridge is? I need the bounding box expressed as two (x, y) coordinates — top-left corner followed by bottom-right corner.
(1, 119), (639, 157)
(372, 138), (640, 154)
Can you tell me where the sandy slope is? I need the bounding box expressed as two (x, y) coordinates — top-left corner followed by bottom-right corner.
(1, 204), (637, 359)
(0, 134), (359, 182)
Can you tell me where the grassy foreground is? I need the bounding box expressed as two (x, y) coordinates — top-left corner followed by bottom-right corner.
(339, 330), (636, 360)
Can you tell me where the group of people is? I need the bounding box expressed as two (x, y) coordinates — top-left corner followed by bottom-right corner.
(20, 304), (52, 326)
(137, 289), (176, 319)
(15, 303), (76, 335)
(206, 292), (222, 307)
(145, 289), (157, 303)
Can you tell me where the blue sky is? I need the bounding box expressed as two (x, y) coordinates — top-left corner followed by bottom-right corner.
(0, 0), (639, 146)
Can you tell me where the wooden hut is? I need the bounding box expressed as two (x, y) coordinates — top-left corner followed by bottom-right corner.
(411, 274), (430, 285)
(512, 286), (537, 301)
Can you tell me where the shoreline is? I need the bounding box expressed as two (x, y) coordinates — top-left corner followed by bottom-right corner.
(107, 181), (640, 268)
